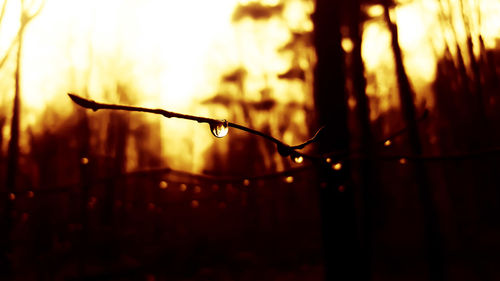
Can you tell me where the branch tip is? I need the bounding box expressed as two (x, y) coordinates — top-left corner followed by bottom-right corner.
(68, 93), (98, 111)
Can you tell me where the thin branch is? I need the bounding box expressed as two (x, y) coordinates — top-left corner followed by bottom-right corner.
(0, 0), (45, 69)
(68, 94), (432, 163)
(67, 93), (324, 154)
(0, 0), (8, 29)
(297, 109), (430, 161)
(22, 0), (45, 25)
(0, 35), (18, 69)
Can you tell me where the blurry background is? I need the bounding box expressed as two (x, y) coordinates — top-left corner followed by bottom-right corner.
(0, 0), (499, 280)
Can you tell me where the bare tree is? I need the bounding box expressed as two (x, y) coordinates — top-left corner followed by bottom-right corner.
(2, 0), (44, 277)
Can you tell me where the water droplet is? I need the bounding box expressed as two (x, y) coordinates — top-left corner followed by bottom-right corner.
(292, 155), (304, 164)
(285, 176), (294, 184)
(384, 140), (392, 147)
(332, 162), (342, 171)
(191, 200), (200, 208)
(159, 181), (168, 189)
(210, 119), (228, 138)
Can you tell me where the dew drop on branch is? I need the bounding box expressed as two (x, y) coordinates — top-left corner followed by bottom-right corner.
(210, 119), (229, 138)
(292, 155), (304, 164)
(332, 162), (342, 171)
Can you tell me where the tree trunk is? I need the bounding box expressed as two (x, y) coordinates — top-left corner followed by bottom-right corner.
(313, 1), (360, 280)
(383, 3), (445, 281)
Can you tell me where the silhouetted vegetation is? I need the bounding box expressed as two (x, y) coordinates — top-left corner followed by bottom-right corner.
(1, 0), (500, 280)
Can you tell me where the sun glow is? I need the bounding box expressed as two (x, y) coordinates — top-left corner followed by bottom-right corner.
(2, 0), (498, 174)
(361, 0), (500, 120)
(0, 0), (316, 174)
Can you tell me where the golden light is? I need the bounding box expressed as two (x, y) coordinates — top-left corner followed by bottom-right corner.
(1, 0), (498, 180)
(384, 140), (392, 147)
(190, 200), (200, 208)
(399, 158), (407, 165)
(0, 0), (318, 174)
(292, 155), (304, 164)
(284, 176), (294, 184)
(332, 162), (342, 171)
(366, 4), (384, 18)
(159, 181), (168, 189)
(362, 0), (500, 122)
(80, 157), (89, 165)
(243, 179), (250, 187)
(341, 38), (354, 53)
(180, 184), (188, 192)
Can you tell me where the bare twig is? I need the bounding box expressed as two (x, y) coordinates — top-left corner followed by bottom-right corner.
(67, 93), (324, 156)
(68, 94), (432, 163)
(0, 0), (8, 29)
(0, 34), (18, 69)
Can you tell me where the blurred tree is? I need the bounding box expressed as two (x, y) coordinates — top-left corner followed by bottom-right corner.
(2, 0), (44, 278)
(312, 1), (361, 281)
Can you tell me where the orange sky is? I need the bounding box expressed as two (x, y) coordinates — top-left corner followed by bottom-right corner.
(0, 0), (499, 172)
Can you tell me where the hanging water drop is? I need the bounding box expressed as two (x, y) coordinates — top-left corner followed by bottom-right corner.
(191, 200), (200, 208)
(243, 179), (250, 187)
(210, 119), (229, 138)
(292, 155), (304, 164)
(159, 181), (168, 189)
(332, 162), (342, 171)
